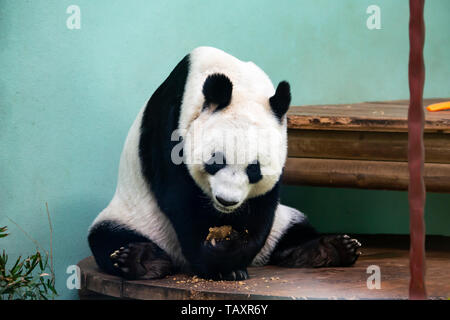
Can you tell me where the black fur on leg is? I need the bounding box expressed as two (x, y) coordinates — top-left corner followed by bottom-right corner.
(271, 234), (361, 268)
(88, 220), (173, 279)
(269, 219), (361, 267)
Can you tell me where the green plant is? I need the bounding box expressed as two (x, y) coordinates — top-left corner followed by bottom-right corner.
(0, 204), (57, 300)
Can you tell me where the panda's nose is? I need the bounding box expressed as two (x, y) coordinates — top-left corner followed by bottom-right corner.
(215, 196), (238, 207)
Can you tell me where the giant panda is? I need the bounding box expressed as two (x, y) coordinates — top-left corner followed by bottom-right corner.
(88, 47), (361, 281)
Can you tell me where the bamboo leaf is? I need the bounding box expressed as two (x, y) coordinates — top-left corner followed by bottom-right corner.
(48, 282), (57, 295)
(10, 256), (23, 274)
(1, 208), (58, 299)
(38, 254), (44, 271)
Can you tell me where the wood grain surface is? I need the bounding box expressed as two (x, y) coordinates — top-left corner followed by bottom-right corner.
(282, 158), (450, 192)
(287, 98), (450, 132)
(287, 129), (450, 164)
(77, 236), (450, 300)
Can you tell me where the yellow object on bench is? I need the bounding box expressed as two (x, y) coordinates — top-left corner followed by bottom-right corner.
(426, 101), (450, 112)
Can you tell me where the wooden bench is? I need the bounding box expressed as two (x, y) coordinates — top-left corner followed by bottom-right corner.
(283, 98), (450, 192)
(78, 235), (450, 300)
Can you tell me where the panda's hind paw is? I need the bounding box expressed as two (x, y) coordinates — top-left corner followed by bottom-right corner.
(322, 234), (362, 267)
(109, 242), (173, 280)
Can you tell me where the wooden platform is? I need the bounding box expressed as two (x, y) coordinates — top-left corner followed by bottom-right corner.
(283, 98), (450, 192)
(77, 235), (450, 300)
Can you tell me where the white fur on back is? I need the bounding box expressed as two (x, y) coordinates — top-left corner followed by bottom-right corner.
(252, 204), (305, 266)
(90, 107), (188, 268)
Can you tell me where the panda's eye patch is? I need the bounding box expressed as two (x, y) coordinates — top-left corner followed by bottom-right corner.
(204, 152), (226, 175)
(246, 161), (262, 184)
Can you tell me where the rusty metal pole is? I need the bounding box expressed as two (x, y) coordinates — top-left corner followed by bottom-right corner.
(408, 0), (427, 300)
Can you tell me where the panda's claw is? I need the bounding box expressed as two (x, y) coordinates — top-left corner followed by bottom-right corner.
(354, 239), (362, 247)
(223, 271), (236, 281)
(110, 249), (121, 259)
(218, 269), (248, 281)
(236, 269), (249, 280)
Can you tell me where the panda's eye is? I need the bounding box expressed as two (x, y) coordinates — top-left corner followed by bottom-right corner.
(246, 161), (262, 184)
(204, 152), (226, 175)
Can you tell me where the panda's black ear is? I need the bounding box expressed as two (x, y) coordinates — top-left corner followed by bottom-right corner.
(270, 81), (291, 121)
(202, 73), (233, 110)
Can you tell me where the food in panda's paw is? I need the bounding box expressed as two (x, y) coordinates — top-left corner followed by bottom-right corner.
(206, 225), (233, 241)
(205, 225), (240, 246)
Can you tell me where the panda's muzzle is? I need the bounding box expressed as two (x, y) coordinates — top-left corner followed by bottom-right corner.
(208, 165), (248, 212)
(215, 196), (239, 207)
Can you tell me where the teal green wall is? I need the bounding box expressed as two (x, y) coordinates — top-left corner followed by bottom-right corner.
(1, 0), (449, 299)
(282, 186), (450, 236)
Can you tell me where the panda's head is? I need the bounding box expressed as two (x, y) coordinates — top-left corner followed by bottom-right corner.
(180, 66), (291, 213)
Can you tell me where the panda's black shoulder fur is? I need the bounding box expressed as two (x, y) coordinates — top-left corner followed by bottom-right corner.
(139, 53), (190, 199)
(138, 53), (281, 267)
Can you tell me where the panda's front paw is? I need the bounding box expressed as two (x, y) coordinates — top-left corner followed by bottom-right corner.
(110, 242), (172, 280)
(203, 269), (249, 281)
(203, 229), (247, 255)
(219, 269), (249, 281)
(203, 237), (240, 253)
